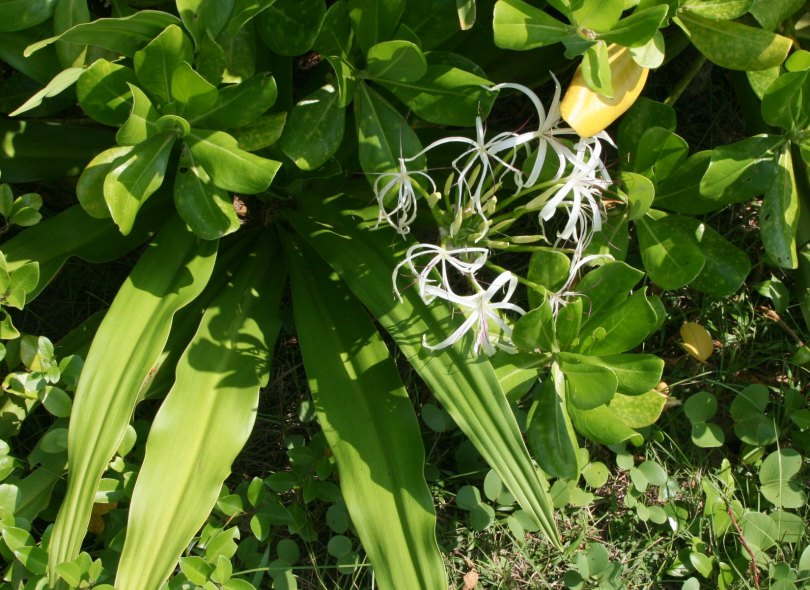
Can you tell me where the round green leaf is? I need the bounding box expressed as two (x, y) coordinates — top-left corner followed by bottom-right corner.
(366, 40), (426, 82)
(77, 59), (137, 126)
(684, 391), (718, 423)
(257, 0), (326, 56)
(279, 84), (345, 171)
(759, 449), (806, 509)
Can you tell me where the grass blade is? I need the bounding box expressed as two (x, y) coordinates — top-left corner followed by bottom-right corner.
(48, 215), (217, 580)
(115, 231), (285, 590)
(286, 234), (447, 590)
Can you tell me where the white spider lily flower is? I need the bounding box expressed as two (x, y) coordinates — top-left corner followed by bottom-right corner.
(374, 157), (436, 235)
(412, 116), (521, 221)
(537, 139), (611, 246)
(422, 271), (525, 356)
(392, 243), (489, 302)
(489, 79), (582, 188)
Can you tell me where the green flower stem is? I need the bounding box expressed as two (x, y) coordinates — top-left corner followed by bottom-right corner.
(664, 55), (707, 107)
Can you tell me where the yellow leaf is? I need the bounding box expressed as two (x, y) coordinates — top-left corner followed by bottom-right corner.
(680, 322), (713, 362)
(560, 44), (648, 138)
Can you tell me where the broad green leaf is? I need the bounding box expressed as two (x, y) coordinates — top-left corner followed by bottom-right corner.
(760, 145), (799, 268)
(637, 216), (706, 290)
(348, 0), (405, 52)
(622, 172), (655, 220)
(0, 26), (61, 84)
(559, 356), (618, 410)
(231, 112), (286, 151)
(104, 131), (176, 235)
(654, 151), (720, 214)
(761, 71), (810, 131)
(750, 0), (806, 30)
(581, 41), (613, 97)
(186, 128), (281, 193)
(555, 299), (583, 351)
(513, 297), (556, 352)
(527, 367), (580, 480)
(48, 216), (217, 579)
(355, 82), (424, 175)
(257, 0), (326, 56)
(617, 98), (676, 165)
(174, 147), (240, 240)
(279, 84), (345, 171)
(326, 56), (357, 108)
(691, 421), (725, 447)
(629, 31), (665, 68)
(674, 12), (792, 71)
(606, 389), (666, 429)
(0, 118), (114, 183)
(133, 24), (194, 106)
(76, 59), (138, 126)
(559, 353), (663, 395)
(493, 0), (572, 50)
(597, 5), (668, 47)
(0, 0), (57, 32)
(76, 146), (132, 218)
(401, 0), (458, 50)
(367, 40), (427, 82)
(116, 232), (283, 590)
(759, 449), (807, 509)
(571, 0), (623, 32)
(312, 0), (352, 57)
(632, 126), (689, 182)
(576, 261), (644, 319)
(527, 249), (570, 295)
(700, 134), (783, 203)
(9, 66), (83, 117)
(286, 235), (447, 590)
(684, 391), (718, 423)
(193, 73), (278, 128)
(116, 84), (159, 146)
(25, 11), (181, 58)
(578, 290), (659, 355)
(568, 400), (643, 446)
(681, 0), (753, 20)
(54, 0), (90, 68)
(170, 62), (219, 119)
(740, 511), (778, 558)
(177, 0), (234, 45)
(284, 191), (561, 548)
(224, 0), (278, 36)
(663, 216), (750, 297)
(381, 65), (495, 126)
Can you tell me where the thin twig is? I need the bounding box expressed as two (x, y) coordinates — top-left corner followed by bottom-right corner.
(727, 507), (760, 590)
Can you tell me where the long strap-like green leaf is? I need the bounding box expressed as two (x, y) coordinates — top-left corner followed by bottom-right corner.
(284, 192), (561, 549)
(115, 231), (285, 590)
(48, 215), (218, 582)
(285, 235), (447, 590)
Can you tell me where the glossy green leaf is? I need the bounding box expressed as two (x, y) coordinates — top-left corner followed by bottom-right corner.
(759, 449), (807, 509)
(287, 235), (447, 590)
(632, 127), (689, 182)
(355, 82), (424, 176)
(674, 12), (792, 71)
(193, 73), (278, 128)
(170, 62), (219, 119)
(527, 366), (579, 480)
(568, 400), (643, 446)
(9, 66), (83, 117)
(224, 0), (277, 36)
(25, 11), (181, 58)
(231, 112), (286, 151)
(559, 353), (663, 396)
(700, 134), (782, 203)
(381, 65), (495, 126)
(760, 145), (799, 269)
(116, 232), (283, 590)
(0, 0), (57, 32)
(367, 40), (427, 82)
(578, 290), (659, 355)
(681, 0), (753, 20)
(617, 98), (676, 165)
(513, 297), (556, 352)
(576, 261), (644, 319)
(48, 216), (217, 580)
(629, 32), (665, 68)
(622, 172), (655, 220)
(0, 27), (61, 84)
(257, 0), (326, 56)
(493, 0), (572, 50)
(750, 0), (806, 30)
(104, 131), (176, 235)
(527, 249), (569, 295)
(654, 151), (720, 214)
(570, 0), (623, 32)
(597, 5), (668, 47)
(116, 84), (160, 146)
(312, 0), (352, 56)
(284, 191), (560, 548)
(581, 41), (612, 97)
(76, 146), (132, 219)
(663, 216), (750, 297)
(348, 0), (405, 52)
(186, 128), (281, 193)
(401, 0), (458, 50)
(177, 0), (234, 45)
(133, 24), (194, 105)
(637, 216), (705, 290)
(560, 356), (618, 410)
(0, 118), (114, 183)
(691, 421), (725, 447)
(326, 56), (357, 108)
(684, 391), (718, 423)
(54, 0), (90, 67)
(174, 147), (240, 240)
(279, 84), (345, 171)
(77, 59), (138, 126)
(761, 71), (810, 131)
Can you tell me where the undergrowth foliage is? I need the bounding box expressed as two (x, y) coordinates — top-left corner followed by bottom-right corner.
(0, 0), (809, 589)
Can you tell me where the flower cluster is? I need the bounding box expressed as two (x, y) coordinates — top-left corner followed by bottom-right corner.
(380, 79), (614, 355)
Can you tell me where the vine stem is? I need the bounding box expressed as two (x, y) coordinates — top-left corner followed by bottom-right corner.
(664, 55), (707, 107)
(727, 507), (761, 590)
